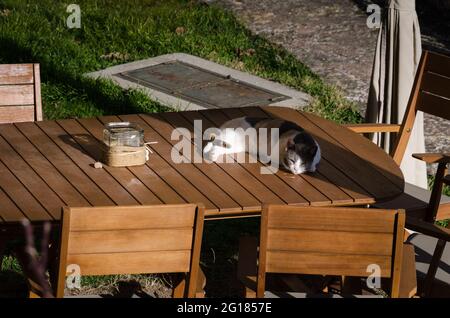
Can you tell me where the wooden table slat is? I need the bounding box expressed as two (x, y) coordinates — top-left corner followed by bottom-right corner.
(215, 108), (337, 205)
(120, 114), (242, 213)
(93, 116), (187, 206)
(156, 112), (262, 211)
(238, 107), (363, 205)
(0, 124), (91, 208)
(97, 116), (202, 208)
(313, 159), (374, 204)
(108, 114), (220, 212)
(0, 187), (27, 222)
(111, 116), (219, 212)
(301, 111), (404, 190)
(238, 107), (376, 203)
(59, 118), (163, 205)
(180, 110), (291, 205)
(0, 159), (52, 221)
(261, 106), (402, 199)
(0, 106), (404, 225)
(37, 121), (139, 206)
(15, 122), (115, 207)
(0, 135), (64, 219)
(204, 110), (332, 205)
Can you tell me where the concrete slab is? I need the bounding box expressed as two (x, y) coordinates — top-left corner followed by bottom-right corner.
(85, 53), (311, 111)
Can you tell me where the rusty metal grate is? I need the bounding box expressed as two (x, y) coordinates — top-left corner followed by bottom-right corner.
(116, 61), (289, 109)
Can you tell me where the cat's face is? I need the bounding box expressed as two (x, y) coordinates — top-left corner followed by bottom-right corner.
(282, 135), (320, 174)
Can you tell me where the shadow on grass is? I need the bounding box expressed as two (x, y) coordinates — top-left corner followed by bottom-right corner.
(0, 270), (28, 298)
(201, 217), (260, 297)
(0, 37), (169, 118)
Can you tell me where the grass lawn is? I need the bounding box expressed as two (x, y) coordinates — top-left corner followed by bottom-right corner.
(0, 0), (362, 123)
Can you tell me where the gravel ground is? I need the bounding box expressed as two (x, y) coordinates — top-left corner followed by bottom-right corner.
(210, 0), (449, 155)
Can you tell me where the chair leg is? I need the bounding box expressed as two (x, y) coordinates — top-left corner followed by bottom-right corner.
(195, 267), (206, 298)
(0, 233), (6, 266)
(422, 239), (446, 297)
(341, 276), (362, 295)
(172, 274), (186, 298)
(47, 238), (60, 296)
(425, 162), (447, 223)
(237, 236), (258, 298)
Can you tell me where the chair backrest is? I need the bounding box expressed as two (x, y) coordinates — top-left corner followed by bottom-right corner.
(257, 205), (405, 298)
(56, 204), (204, 298)
(392, 51), (450, 164)
(0, 64), (42, 124)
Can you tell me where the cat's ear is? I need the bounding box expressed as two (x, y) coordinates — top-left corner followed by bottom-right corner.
(285, 138), (295, 151)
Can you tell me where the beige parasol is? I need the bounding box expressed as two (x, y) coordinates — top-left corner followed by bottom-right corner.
(366, 0), (427, 188)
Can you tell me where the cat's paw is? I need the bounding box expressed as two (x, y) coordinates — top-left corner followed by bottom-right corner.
(203, 142), (213, 157)
(203, 143), (220, 162)
(208, 148), (221, 162)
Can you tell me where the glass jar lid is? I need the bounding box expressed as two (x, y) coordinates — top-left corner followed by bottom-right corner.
(103, 122), (144, 148)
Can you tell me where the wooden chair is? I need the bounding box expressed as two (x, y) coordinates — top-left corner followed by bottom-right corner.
(345, 50), (450, 221)
(0, 63), (43, 267)
(0, 64), (43, 124)
(345, 50), (450, 297)
(37, 204), (205, 298)
(237, 205), (417, 298)
(405, 220), (450, 297)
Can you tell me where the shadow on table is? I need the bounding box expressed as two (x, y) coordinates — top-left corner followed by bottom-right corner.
(59, 133), (103, 162)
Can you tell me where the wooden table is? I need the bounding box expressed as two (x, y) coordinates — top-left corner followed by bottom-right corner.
(0, 106), (404, 228)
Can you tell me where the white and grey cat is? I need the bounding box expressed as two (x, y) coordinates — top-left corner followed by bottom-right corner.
(203, 117), (321, 174)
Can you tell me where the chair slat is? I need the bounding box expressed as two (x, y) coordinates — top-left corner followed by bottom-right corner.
(68, 228), (193, 254)
(253, 205), (405, 298)
(267, 206), (396, 233)
(426, 51), (450, 78)
(266, 251), (392, 277)
(0, 105), (35, 124)
(55, 204), (204, 298)
(267, 229), (393, 256)
(0, 64), (34, 85)
(0, 85), (34, 106)
(69, 204), (197, 231)
(417, 92), (450, 121)
(0, 63), (42, 123)
(67, 250), (191, 276)
(421, 71), (450, 100)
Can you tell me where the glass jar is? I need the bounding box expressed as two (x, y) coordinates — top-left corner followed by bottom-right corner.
(103, 122), (144, 148)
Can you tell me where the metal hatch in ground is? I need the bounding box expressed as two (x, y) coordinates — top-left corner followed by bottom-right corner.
(85, 53), (311, 111)
(116, 61), (288, 109)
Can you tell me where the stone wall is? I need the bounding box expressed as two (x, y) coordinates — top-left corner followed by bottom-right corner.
(370, 0), (450, 12)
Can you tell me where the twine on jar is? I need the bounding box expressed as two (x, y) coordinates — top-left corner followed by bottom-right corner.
(144, 141), (158, 160)
(144, 141), (158, 154)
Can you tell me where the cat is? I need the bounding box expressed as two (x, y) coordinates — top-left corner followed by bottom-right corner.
(202, 117), (321, 174)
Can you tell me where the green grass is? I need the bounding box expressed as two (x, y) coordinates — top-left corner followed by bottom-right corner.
(444, 184), (450, 197)
(0, 0), (362, 123)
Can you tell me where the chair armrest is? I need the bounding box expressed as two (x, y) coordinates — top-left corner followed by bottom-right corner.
(412, 153), (450, 164)
(406, 218), (450, 241)
(237, 236), (258, 298)
(399, 243), (417, 298)
(343, 123), (401, 134)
